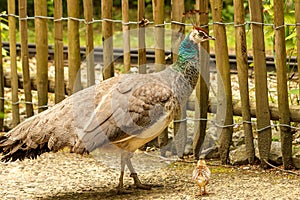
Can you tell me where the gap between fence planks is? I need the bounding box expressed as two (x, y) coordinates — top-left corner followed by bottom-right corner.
(8, 0), (20, 125)
(19, 0), (34, 118)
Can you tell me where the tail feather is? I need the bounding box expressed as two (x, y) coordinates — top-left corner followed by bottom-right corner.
(0, 97), (89, 162)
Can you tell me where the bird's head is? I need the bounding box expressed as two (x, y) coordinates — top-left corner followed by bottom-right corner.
(197, 159), (207, 166)
(189, 27), (215, 43)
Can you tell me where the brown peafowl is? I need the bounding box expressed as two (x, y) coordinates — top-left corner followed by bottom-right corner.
(0, 26), (214, 193)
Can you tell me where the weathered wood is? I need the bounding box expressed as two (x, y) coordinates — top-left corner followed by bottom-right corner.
(102, 0), (114, 80)
(193, 0), (210, 160)
(34, 0), (49, 113)
(0, 16), (4, 130)
(210, 0), (234, 165)
(234, 0), (254, 164)
(274, 0), (293, 169)
(67, 0), (81, 93)
(152, 0), (168, 156)
(54, 0), (65, 103)
(19, 0), (34, 117)
(84, 0), (95, 86)
(138, 0), (146, 74)
(248, 0), (272, 169)
(296, 0), (300, 104)
(122, 0), (131, 73)
(171, 0), (186, 158)
(8, 0), (20, 126)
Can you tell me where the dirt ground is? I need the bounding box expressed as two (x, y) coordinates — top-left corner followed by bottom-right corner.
(0, 149), (299, 200)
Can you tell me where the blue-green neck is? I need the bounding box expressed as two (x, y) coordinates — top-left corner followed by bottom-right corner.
(169, 34), (200, 90)
(172, 34), (199, 72)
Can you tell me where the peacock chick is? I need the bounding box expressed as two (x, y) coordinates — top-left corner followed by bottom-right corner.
(192, 159), (211, 196)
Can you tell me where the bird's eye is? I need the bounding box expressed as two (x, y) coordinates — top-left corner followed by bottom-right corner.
(198, 31), (205, 37)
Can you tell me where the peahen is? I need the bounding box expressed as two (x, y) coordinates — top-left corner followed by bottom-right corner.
(0, 26), (214, 193)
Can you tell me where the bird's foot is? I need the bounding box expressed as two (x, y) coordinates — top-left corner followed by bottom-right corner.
(196, 191), (209, 196)
(130, 173), (163, 190)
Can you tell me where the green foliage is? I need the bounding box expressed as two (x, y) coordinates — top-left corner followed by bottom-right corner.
(0, 11), (8, 57)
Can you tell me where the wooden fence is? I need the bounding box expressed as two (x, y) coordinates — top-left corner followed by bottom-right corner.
(0, 0), (300, 169)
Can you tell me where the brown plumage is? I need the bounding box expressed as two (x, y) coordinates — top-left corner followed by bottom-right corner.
(192, 160), (211, 196)
(0, 27), (214, 193)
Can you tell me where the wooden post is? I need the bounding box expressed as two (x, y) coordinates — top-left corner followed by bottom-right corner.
(296, 0), (300, 104)
(171, 0), (186, 158)
(8, 0), (20, 126)
(122, 0), (131, 73)
(0, 17), (4, 130)
(102, 0), (114, 80)
(35, 0), (48, 113)
(19, 0), (34, 117)
(210, 0), (234, 164)
(84, 0), (95, 86)
(274, 0), (293, 169)
(248, 0), (272, 169)
(153, 0), (168, 156)
(54, 0), (65, 103)
(193, 0), (211, 160)
(234, 0), (254, 164)
(67, 0), (81, 94)
(138, 0), (146, 74)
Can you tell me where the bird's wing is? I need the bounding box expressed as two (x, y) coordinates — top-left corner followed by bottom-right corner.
(79, 74), (177, 152)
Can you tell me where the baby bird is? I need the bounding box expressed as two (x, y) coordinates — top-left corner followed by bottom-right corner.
(192, 159), (211, 196)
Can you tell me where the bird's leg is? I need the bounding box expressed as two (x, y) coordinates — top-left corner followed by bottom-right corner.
(203, 185), (208, 195)
(117, 153), (130, 194)
(124, 152), (152, 190)
(196, 186), (203, 196)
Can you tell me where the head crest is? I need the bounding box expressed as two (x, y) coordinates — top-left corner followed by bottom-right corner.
(183, 10), (202, 28)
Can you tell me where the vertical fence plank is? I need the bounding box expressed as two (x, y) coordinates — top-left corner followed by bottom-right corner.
(193, 0), (210, 160)
(19, 0), (34, 117)
(296, 0), (300, 104)
(248, 0), (272, 169)
(153, 0), (168, 156)
(67, 0), (81, 93)
(234, 0), (254, 164)
(8, 0), (20, 126)
(84, 0), (95, 86)
(210, 0), (233, 164)
(122, 0), (131, 73)
(171, 0), (186, 158)
(34, 0), (48, 113)
(102, 0), (114, 80)
(0, 17), (4, 130)
(274, 0), (293, 169)
(54, 0), (65, 103)
(138, 0), (146, 74)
